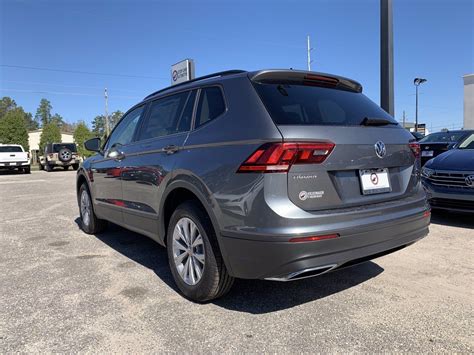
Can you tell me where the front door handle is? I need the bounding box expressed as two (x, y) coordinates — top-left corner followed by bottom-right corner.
(109, 149), (125, 161)
(163, 145), (179, 155)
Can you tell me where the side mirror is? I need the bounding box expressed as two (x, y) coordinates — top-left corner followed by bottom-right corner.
(84, 137), (101, 153)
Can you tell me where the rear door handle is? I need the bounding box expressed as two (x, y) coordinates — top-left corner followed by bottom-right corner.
(163, 145), (179, 155)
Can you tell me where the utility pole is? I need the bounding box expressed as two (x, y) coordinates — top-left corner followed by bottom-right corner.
(402, 110), (406, 128)
(307, 35), (313, 71)
(414, 78), (427, 132)
(380, 0), (394, 116)
(104, 88), (110, 137)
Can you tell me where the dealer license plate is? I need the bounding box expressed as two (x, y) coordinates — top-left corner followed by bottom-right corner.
(359, 168), (391, 195)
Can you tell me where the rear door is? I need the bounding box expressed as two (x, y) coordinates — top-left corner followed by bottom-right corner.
(252, 75), (419, 211)
(120, 90), (197, 236)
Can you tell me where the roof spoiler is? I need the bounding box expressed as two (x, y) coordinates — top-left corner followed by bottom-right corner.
(249, 70), (363, 93)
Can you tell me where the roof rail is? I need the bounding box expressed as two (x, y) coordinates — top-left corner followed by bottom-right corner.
(144, 69), (246, 100)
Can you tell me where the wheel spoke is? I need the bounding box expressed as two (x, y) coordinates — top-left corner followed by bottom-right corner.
(192, 234), (203, 248)
(192, 257), (202, 279)
(174, 251), (187, 265)
(194, 252), (205, 265)
(173, 239), (187, 252)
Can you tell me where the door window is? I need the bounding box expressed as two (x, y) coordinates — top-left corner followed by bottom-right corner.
(138, 91), (194, 140)
(105, 105), (144, 151)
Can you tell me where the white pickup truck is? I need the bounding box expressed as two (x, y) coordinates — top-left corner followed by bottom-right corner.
(0, 144), (31, 174)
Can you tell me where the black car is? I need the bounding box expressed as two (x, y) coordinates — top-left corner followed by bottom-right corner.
(419, 130), (474, 166)
(422, 132), (474, 213)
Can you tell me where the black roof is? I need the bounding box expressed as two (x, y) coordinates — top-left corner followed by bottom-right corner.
(142, 69), (363, 101)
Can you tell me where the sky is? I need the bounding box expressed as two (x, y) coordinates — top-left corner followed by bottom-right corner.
(1, 0), (473, 132)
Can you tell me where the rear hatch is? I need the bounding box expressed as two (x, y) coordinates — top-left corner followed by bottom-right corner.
(0, 146), (28, 163)
(250, 70), (419, 211)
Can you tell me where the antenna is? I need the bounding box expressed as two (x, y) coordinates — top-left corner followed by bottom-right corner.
(307, 35), (314, 71)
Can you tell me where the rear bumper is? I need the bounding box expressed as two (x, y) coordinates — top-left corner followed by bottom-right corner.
(0, 161), (30, 168)
(220, 210), (430, 280)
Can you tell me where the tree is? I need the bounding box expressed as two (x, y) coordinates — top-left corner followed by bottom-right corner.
(35, 98), (52, 127)
(73, 121), (94, 158)
(24, 112), (39, 130)
(92, 110), (123, 138)
(39, 123), (61, 154)
(50, 113), (65, 129)
(0, 108), (30, 150)
(0, 97), (17, 118)
(92, 115), (105, 137)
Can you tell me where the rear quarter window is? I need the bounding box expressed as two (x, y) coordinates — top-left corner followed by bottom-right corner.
(195, 86), (226, 128)
(253, 82), (395, 126)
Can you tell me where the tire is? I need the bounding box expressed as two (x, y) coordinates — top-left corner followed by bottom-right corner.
(45, 163), (52, 172)
(78, 183), (107, 234)
(24, 166), (31, 174)
(72, 164), (79, 171)
(58, 148), (73, 163)
(63, 165), (69, 171)
(167, 201), (234, 302)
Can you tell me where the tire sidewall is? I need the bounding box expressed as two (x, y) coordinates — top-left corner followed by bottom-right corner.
(167, 203), (219, 302)
(79, 184), (94, 234)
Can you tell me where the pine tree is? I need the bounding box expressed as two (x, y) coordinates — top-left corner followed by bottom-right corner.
(39, 123), (61, 154)
(0, 108), (30, 150)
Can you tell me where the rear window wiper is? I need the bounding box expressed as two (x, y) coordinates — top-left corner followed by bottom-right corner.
(360, 117), (398, 126)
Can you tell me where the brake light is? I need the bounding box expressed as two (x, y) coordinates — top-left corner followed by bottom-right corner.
(289, 234), (339, 243)
(409, 142), (421, 158)
(27, 152), (30, 159)
(303, 74), (339, 88)
(237, 142), (335, 173)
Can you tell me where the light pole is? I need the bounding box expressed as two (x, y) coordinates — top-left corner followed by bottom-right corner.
(413, 78), (427, 132)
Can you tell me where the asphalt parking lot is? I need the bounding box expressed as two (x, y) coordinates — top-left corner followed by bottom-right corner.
(0, 170), (472, 352)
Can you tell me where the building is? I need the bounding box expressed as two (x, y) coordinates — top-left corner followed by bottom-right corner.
(28, 129), (74, 164)
(464, 74), (474, 129)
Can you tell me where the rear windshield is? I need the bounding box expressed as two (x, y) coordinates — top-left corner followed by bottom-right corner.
(0, 146), (23, 152)
(419, 132), (466, 143)
(53, 143), (77, 152)
(253, 83), (396, 126)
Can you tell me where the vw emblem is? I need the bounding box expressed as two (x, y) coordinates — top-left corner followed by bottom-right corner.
(465, 175), (474, 187)
(374, 141), (386, 159)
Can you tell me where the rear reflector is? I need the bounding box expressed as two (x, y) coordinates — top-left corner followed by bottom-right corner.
(409, 142), (421, 158)
(289, 234), (339, 243)
(237, 142), (335, 173)
(423, 210), (431, 218)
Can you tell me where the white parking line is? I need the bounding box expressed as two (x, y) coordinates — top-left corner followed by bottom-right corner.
(0, 179), (46, 185)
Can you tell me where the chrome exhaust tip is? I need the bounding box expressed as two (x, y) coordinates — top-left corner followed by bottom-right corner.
(265, 264), (338, 282)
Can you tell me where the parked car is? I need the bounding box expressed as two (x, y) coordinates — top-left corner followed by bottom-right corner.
(422, 132), (474, 213)
(39, 143), (80, 172)
(0, 144), (30, 173)
(411, 131), (424, 141)
(419, 130), (474, 166)
(77, 69), (430, 302)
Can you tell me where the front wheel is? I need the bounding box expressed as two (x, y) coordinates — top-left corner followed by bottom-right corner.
(78, 184), (107, 234)
(167, 201), (234, 302)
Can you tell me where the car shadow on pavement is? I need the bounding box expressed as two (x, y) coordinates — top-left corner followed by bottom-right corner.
(430, 210), (474, 229)
(75, 218), (384, 313)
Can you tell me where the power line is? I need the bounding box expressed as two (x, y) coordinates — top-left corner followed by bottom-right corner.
(1, 64), (168, 80)
(2, 80), (148, 94)
(0, 88), (141, 99)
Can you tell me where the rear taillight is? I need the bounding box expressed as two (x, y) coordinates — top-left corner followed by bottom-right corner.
(237, 142), (335, 173)
(289, 234), (339, 243)
(27, 152), (30, 159)
(409, 142), (420, 158)
(49, 154), (54, 158)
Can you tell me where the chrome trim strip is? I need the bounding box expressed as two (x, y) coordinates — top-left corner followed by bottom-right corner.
(265, 264), (338, 282)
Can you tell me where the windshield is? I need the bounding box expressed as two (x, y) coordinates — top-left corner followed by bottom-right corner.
(53, 143), (77, 152)
(0, 146), (23, 153)
(458, 133), (474, 149)
(253, 82), (397, 126)
(419, 132), (466, 143)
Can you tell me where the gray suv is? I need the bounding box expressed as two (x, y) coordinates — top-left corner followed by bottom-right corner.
(77, 69), (430, 302)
